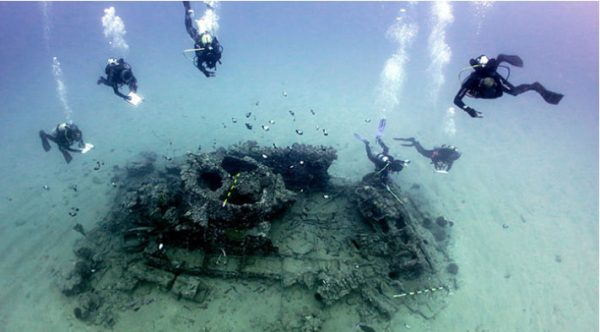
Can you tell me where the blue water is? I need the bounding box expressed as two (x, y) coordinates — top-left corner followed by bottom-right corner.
(0, 2), (597, 331)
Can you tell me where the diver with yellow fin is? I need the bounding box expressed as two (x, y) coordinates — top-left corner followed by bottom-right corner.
(39, 122), (93, 164)
(454, 54), (564, 118)
(97, 57), (142, 105)
(183, 1), (223, 78)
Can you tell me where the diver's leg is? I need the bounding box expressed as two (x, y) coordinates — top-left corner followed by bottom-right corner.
(364, 141), (379, 164)
(500, 78), (528, 96)
(127, 82), (138, 94)
(376, 137), (389, 154)
(504, 83), (535, 96)
(394, 137), (434, 158)
(411, 140), (434, 159)
(199, 66), (212, 78)
(504, 81), (563, 104)
(393, 137), (415, 146)
(198, 61), (214, 77)
(39, 131), (52, 151)
(59, 146), (73, 163)
(97, 77), (112, 87)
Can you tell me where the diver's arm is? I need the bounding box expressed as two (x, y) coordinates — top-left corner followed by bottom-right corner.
(453, 81), (470, 109)
(453, 85), (468, 108)
(129, 76), (138, 93)
(112, 84), (130, 99)
(62, 145), (83, 153)
(217, 44), (223, 64)
(213, 39), (223, 64)
(184, 3), (198, 40)
(63, 137), (85, 152)
(454, 79), (482, 118)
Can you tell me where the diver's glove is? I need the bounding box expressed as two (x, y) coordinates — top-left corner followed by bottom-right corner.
(464, 106), (483, 118)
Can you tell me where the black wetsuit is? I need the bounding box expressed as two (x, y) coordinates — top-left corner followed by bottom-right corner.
(184, 1), (223, 78)
(39, 123), (85, 163)
(362, 137), (407, 181)
(97, 59), (138, 100)
(395, 137), (461, 172)
(454, 54), (563, 118)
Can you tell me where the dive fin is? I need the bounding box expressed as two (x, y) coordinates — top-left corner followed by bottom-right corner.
(59, 147), (73, 164)
(39, 131), (51, 152)
(354, 133), (368, 143)
(393, 137), (415, 142)
(376, 118), (387, 137)
(541, 89), (563, 105)
(499, 54), (523, 67)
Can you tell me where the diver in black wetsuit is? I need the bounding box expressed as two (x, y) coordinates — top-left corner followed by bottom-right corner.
(183, 1), (223, 78)
(394, 137), (461, 173)
(39, 122), (86, 163)
(97, 57), (138, 101)
(454, 54), (564, 118)
(356, 135), (410, 182)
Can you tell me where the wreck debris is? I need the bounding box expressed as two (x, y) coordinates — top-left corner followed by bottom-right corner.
(59, 142), (456, 329)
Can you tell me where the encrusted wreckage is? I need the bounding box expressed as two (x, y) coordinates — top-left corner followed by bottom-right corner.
(59, 141), (458, 328)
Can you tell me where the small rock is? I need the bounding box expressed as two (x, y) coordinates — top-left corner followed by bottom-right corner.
(555, 255), (562, 263)
(446, 263), (459, 275)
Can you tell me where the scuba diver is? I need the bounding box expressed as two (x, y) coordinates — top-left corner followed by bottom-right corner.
(454, 54), (564, 118)
(183, 1), (223, 78)
(97, 57), (138, 101)
(394, 137), (461, 173)
(39, 122), (89, 163)
(355, 133), (410, 182)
